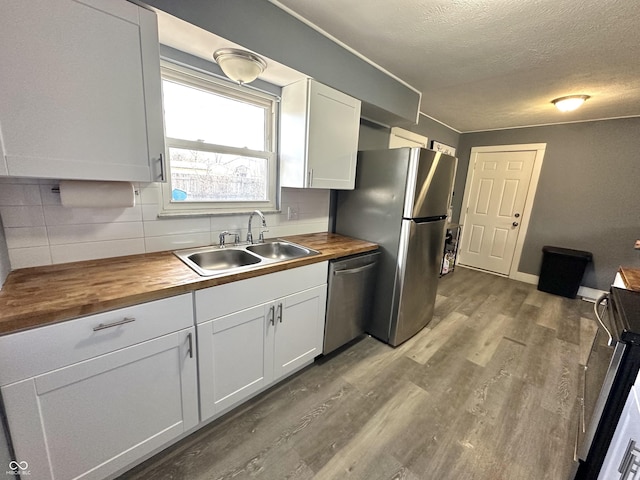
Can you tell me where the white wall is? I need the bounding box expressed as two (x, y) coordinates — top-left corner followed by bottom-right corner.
(0, 178), (330, 269)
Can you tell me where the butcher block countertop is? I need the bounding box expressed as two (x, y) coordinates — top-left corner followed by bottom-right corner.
(0, 232), (377, 336)
(619, 266), (640, 292)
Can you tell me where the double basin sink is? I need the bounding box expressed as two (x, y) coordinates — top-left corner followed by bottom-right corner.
(174, 239), (320, 277)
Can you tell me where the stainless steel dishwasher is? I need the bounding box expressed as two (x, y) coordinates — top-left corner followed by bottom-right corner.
(323, 251), (380, 354)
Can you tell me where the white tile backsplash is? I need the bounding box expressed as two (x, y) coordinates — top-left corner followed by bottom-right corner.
(0, 206), (45, 227)
(144, 232), (211, 253)
(0, 181), (331, 269)
(8, 246), (52, 269)
(47, 222), (144, 245)
(5, 227), (49, 249)
(143, 216), (210, 237)
(43, 205), (142, 225)
(50, 239), (146, 264)
(0, 184), (42, 206)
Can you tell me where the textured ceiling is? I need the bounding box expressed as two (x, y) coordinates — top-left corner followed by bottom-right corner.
(270, 0), (640, 132)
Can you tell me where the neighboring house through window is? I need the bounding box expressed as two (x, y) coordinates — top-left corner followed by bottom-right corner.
(160, 61), (277, 215)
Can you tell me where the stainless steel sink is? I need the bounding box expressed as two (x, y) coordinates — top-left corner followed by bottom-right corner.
(174, 240), (319, 277)
(246, 241), (315, 260)
(189, 249), (261, 270)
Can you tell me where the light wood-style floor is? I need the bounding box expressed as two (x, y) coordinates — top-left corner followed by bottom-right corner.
(121, 266), (602, 480)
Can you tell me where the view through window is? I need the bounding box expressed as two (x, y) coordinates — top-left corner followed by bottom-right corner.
(160, 63), (277, 214)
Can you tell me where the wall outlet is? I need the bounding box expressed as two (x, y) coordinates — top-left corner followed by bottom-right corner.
(635, 239), (640, 250)
(287, 206), (299, 221)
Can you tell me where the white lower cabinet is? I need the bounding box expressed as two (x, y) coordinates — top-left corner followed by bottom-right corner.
(0, 295), (198, 480)
(198, 304), (274, 419)
(598, 382), (640, 479)
(0, 263), (329, 478)
(273, 285), (327, 382)
(196, 262), (328, 421)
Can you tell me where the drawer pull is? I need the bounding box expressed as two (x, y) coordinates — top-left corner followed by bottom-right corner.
(93, 317), (136, 332)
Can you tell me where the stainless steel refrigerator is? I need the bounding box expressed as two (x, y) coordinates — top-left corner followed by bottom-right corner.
(335, 147), (457, 346)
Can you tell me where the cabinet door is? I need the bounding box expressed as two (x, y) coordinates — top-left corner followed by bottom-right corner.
(273, 284), (327, 381)
(198, 304), (274, 421)
(0, 0), (164, 182)
(598, 386), (640, 479)
(1, 327), (198, 480)
(307, 80), (361, 190)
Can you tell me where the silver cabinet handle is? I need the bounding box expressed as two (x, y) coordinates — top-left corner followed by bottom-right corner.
(93, 316), (135, 331)
(277, 303), (283, 323)
(333, 262), (377, 277)
(308, 168), (314, 187)
(187, 332), (193, 359)
(159, 153), (165, 182)
(269, 305), (275, 326)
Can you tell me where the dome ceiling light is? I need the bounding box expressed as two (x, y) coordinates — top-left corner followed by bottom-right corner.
(213, 48), (267, 85)
(551, 95), (591, 112)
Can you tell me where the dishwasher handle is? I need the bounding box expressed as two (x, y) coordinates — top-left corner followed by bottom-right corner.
(333, 262), (377, 277)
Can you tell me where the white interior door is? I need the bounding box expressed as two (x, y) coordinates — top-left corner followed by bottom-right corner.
(458, 149), (538, 275)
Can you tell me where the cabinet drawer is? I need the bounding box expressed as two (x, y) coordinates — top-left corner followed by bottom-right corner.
(0, 293), (193, 385)
(195, 262), (328, 323)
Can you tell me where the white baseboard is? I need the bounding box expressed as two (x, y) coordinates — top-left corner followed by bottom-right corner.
(577, 286), (607, 302)
(510, 271), (539, 285)
(510, 271), (605, 302)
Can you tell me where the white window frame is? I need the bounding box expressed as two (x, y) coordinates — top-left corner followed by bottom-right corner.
(159, 60), (278, 216)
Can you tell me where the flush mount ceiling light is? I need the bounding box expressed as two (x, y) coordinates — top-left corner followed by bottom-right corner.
(551, 95), (591, 112)
(213, 48), (267, 85)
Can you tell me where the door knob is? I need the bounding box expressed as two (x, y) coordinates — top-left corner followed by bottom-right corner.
(512, 222), (519, 227)
(514, 213), (521, 218)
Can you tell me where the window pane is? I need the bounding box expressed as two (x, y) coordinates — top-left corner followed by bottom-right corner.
(169, 147), (268, 202)
(162, 80), (266, 151)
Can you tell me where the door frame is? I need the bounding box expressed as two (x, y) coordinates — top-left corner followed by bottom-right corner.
(458, 143), (546, 282)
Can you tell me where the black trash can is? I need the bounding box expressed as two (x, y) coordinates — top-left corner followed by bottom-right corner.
(537, 246), (593, 299)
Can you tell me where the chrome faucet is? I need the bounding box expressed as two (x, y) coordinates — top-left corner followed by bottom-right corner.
(247, 210), (267, 244)
(219, 231), (239, 248)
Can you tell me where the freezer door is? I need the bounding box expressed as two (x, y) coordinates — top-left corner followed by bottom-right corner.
(389, 218), (447, 346)
(404, 150), (457, 219)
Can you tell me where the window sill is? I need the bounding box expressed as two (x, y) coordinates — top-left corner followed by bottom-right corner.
(156, 209), (282, 219)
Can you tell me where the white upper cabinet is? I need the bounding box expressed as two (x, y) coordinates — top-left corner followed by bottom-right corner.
(280, 79), (361, 190)
(0, 0), (165, 182)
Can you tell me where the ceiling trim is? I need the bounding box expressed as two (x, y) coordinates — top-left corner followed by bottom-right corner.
(462, 114), (640, 134)
(268, 0), (421, 97)
(419, 112), (461, 134)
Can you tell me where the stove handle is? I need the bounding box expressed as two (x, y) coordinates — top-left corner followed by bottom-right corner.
(594, 293), (614, 346)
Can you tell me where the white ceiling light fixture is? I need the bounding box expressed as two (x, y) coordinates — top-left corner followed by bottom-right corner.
(213, 48), (267, 85)
(551, 95), (591, 112)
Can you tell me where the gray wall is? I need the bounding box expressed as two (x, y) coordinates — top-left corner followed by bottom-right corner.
(145, 0), (420, 125)
(358, 115), (461, 152)
(409, 114), (461, 152)
(457, 117), (640, 290)
(358, 119), (390, 150)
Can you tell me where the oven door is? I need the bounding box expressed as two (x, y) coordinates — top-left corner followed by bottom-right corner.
(578, 293), (619, 462)
(579, 336), (625, 461)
